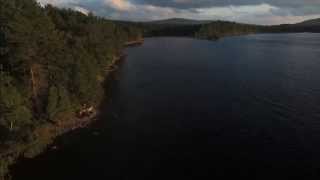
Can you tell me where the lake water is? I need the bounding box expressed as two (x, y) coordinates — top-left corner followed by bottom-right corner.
(13, 34), (320, 179)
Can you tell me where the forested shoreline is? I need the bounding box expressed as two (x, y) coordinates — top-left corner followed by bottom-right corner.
(1, 0), (320, 179)
(0, 0), (142, 178)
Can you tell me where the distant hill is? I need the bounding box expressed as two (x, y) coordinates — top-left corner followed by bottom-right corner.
(141, 17), (320, 35)
(296, 18), (320, 26)
(148, 18), (212, 25)
(146, 17), (320, 29)
(256, 17), (320, 33)
(281, 18), (320, 32)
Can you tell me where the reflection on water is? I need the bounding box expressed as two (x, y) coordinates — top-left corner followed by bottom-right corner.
(13, 34), (320, 179)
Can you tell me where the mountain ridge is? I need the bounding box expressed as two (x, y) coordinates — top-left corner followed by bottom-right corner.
(146, 17), (320, 27)
(296, 18), (320, 26)
(147, 18), (212, 25)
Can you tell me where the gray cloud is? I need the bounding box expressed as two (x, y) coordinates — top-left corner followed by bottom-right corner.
(37, 0), (320, 24)
(134, 0), (320, 16)
(133, 0), (320, 10)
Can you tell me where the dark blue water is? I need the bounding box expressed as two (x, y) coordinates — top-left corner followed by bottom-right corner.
(13, 34), (320, 179)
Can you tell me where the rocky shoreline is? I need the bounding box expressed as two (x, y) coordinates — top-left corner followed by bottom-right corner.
(0, 47), (134, 180)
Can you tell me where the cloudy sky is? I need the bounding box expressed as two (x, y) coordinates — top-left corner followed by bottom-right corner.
(37, 0), (320, 25)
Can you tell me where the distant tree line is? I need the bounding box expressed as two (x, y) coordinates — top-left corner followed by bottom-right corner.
(141, 24), (202, 37)
(127, 21), (258, 39)
(195, 21), (259, 40)
(191, 21), (320, 39)
(139, 20), (320, 40)
(261, 24), (320, 33)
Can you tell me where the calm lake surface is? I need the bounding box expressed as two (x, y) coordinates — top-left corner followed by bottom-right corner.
(13, 34), (320, 179)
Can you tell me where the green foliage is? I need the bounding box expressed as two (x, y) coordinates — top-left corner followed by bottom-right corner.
(72, 54), (100, 102)
(46, 86), (59, 120)
(196, 21), (258, 40)
(0, 0), (141, 127)
(0, 3), (144, 178)
(0, 158), (12, 180)
(0, 74), (32, 132)
(0, 1), (142, 177)
(47, 85), (71, 121)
